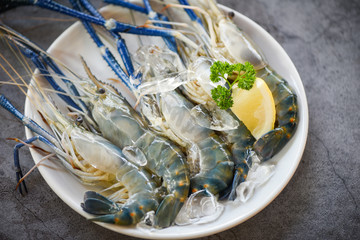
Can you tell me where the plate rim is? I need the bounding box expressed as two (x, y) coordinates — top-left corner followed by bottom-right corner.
(24, 3), (309, 239)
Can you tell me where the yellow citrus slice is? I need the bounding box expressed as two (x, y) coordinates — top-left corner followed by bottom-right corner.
(230, 78), (276, 139)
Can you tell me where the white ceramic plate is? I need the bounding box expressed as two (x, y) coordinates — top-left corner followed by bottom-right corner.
(24, 3), (309, 239)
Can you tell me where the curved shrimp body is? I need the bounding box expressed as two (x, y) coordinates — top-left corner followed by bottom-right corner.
(206, 8), (299, 161)
(220, 111), (256, 199)
(183, 57), (255, 199)
(38, 96), (162, 225)
(71, 128), (160, 225)
(159, 90), (234, 195)
(128, 130), (189, 227)
(180, 88), (255, 199)
(85, 88), (190, 228)
(253, 66), (298, 161)
(14, 82), (161, 226)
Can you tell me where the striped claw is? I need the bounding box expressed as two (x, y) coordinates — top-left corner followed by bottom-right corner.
(5, 0), (196, 48)
(104, 0), (147, 14)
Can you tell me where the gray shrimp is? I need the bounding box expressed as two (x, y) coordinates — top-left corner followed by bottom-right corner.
(77, 63), (190, 228)
(130, 47), (234, 197)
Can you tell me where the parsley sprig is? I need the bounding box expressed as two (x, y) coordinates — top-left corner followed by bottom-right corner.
(210, 61), (256, 109)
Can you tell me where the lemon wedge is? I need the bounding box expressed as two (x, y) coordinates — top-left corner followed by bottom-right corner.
(230, 78), (276, 139)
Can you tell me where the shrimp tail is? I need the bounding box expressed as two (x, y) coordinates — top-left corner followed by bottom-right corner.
(89, 192), (159, 225)
(81, 191), (120, 215)
(154, 195), (181, 228)
(226, 152), (252, 200)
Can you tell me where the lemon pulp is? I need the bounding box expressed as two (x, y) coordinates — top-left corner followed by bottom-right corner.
(230, 78), (276, 139)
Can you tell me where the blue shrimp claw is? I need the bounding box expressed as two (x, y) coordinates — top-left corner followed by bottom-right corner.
(13, 140), (30, 195)
(75, 0), (136, 77)
(104, 0), (147, 14)
(0, 95), (57, 145)
(1, 23), (90, 113)
(12, 136), (52, 195)
(178, 0), (204, 26)
(3, 35), (82, 111)
(3, 0), (193, 42)
(0, 95), (62, 194)
(142, 0), (177, 52)
(105, 0), (177, 52)
(69, 0), (133, 89)
(81, 191), (120, 215)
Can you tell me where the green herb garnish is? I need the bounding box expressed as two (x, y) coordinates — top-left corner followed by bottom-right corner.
(210, 61), (256, 109)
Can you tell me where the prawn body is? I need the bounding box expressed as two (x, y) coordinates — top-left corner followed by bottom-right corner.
(159, 90), (234, 195)
(254, 67), (298, 160)
(37, 95), (163, 226)
(209, 2), (299, 161)
(69, 128), (160, 225)
(77, 78), (190, 228)
(0, 89), (161, 226)
(216, 21), (299, 160)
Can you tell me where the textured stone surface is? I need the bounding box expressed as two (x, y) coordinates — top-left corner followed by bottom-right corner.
(0, 0), (359, 239)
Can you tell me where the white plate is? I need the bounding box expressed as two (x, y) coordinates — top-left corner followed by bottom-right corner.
(24, 3), (309, 239)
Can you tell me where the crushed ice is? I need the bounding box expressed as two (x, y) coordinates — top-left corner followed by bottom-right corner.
(234, 152), (275, 203)
(131, 46), (189, 96)
(175, 190), (224, 225)
(190, 104), (239, 131)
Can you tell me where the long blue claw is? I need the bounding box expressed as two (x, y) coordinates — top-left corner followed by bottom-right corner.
(12, 135), (56, 194)
(104, 0), (147, 14)
(14, 153), (27, 195)
(105, 0), (178, 52)
(178, 0), (204, 26)
(70, 0), (132, 88)
(105, 0), (169, 23)
(7, 38), (82, 111)
(142, 0), (177, 52)
(28, 0), (178, 38)
(40, 54), (89, 112)
(78, 0), (135, 77)
(13, 137), (38, 195)
(1, 23), (87, 111)
(3, 1), (180, 41)
(116, 38), (136, 77)
(0, 95), (57, 145)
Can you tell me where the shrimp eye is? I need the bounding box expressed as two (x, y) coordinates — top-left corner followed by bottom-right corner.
(228, 11), (235, 18)
(97, 88), (105, 94)
(76, 116), (83, 123)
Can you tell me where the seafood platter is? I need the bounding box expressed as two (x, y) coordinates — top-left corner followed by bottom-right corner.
(0, 0), (308, 239)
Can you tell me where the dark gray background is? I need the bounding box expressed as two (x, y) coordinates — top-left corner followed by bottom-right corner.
(0, 0), (359, 239)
